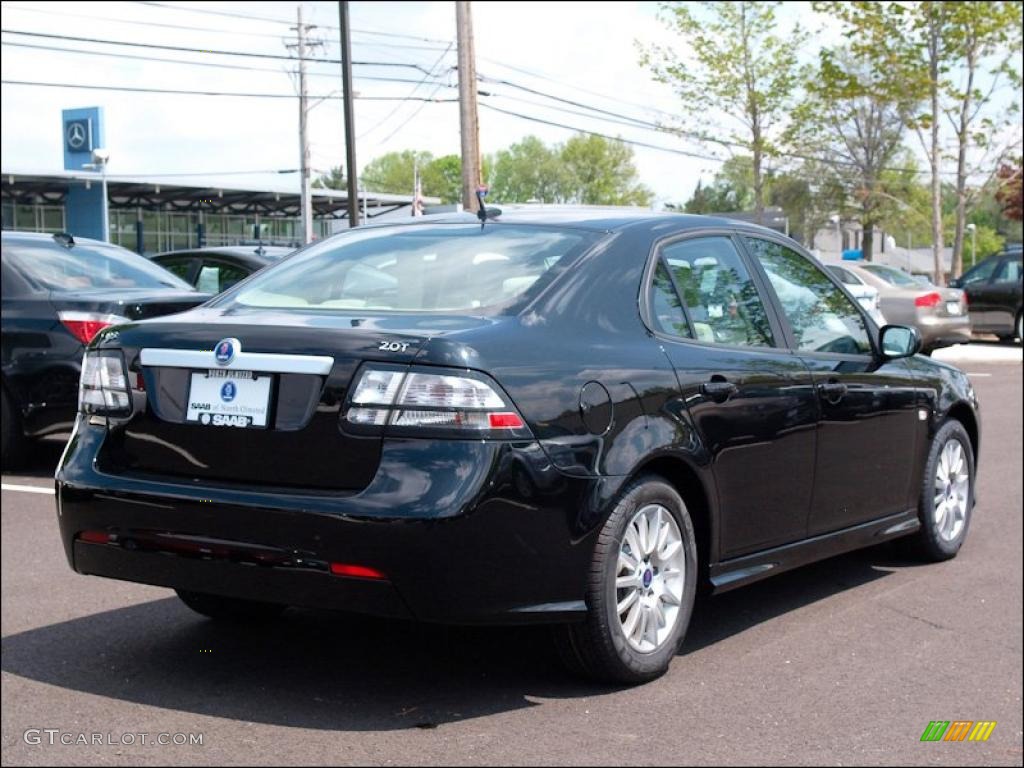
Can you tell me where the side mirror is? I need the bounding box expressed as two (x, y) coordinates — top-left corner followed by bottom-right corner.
(879, 324), (921, 359)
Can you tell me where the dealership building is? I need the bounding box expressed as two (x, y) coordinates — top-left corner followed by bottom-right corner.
(1, 107), (432, 254)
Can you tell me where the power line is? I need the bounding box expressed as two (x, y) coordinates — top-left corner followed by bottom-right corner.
(0, 29), (436, 72)
(3, 3), (452, 51)
(478, 101), (726, 162)
(136, 1), (454, 43)
(2, 3), (289, 39)
(1, 79), (460, 102)
(0, 40), (454, 86)
(358, 43), (454, 141)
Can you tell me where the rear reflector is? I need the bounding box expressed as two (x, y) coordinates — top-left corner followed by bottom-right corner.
(79, 530), (111, 544)
(488, 412), (524, 429)
(330, 563), (387, 580)
(914, 292), (942, 308)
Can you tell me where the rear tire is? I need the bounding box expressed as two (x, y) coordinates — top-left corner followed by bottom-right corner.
(905, 420), (975, 562)
(555, 475), (697, 684)
(176, 589), (286, 621)
(1, 387), (28, 470)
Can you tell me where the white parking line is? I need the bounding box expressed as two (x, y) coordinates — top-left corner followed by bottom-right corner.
(1, 483), (55, 495)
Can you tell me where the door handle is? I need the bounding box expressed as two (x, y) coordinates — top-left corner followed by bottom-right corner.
(817, 380), (848, 402)
(700, 378), (739, 403)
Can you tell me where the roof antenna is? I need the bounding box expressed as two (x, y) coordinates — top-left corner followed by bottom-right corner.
(475, 186), (489, 229)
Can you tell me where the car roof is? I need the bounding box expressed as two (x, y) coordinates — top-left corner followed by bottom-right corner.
(354, 204), (785, 236)
(151, 246), (293, 260)
(1, 230), (120, 248)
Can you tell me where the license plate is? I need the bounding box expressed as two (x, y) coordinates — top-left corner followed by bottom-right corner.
(186, 369), (271, 428)
(946, 301), (962, 315)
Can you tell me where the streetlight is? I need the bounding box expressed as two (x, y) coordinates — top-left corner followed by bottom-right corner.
(966, 223), (977, 269)
(82, 148), (110, 242)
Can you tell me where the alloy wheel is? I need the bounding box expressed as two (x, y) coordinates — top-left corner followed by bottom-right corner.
(934, 439), (969, 542)
(615, 504), (686, 653)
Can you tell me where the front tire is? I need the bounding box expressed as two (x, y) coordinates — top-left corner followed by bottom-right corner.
(907, 420), (975, 561)
(176, 589), (286, 621)
(556, 476), (697, 684)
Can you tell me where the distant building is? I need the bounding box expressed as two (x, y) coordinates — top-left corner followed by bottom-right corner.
(2, 169), (436, 254)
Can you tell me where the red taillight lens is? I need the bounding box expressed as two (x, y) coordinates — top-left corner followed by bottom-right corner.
(962, 292), (969, 306)
(62, 319), (113, 344)
(330, 563), (387, 580)
(488, 412), (524, 429)
(914, 292), (942, 308)
(58, 312), (130, 344)
(79, 530), (111, 544)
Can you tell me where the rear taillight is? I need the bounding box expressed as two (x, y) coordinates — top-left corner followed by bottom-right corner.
(344, 365), (531, 438)
(914, 292), (942, 308)
(58, 311), (129, 345)
(79, 350), (131, 416)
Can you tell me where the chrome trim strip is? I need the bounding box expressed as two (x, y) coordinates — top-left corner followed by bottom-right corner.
(140, 348), (334, 375)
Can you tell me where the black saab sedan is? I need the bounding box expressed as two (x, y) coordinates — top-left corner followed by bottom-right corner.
(1, 231), (207, 466)
(56, 208), (980, 683)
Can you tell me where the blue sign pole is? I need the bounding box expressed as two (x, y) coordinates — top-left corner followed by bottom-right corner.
(61, 107), (107, 241)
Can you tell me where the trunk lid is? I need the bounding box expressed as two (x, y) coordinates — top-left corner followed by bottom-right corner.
(96, 306), (489, 491)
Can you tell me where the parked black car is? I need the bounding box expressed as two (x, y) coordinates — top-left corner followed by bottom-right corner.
(56, 209), (980, 683)
(149, 245), (293, 294)
(1, 231), (208, 465)
(951, 248), (1023, 343)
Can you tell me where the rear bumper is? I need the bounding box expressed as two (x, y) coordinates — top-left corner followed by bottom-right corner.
(57, 421), (612, 625)
(916, 314), (972, 349)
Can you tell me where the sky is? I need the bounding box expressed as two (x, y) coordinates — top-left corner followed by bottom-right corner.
(0, 1), (1016, 208)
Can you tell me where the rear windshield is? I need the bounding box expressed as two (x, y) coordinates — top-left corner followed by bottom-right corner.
(4, 240), (193, 292)
(826, 265), (860, 285)
(226, 224), (600, 312)
(859, 263), (922, 287)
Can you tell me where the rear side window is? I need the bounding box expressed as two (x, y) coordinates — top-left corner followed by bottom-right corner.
(654, 236), (775, 347)
(994, 258), (1022, 283)
(156, 258), (194, 282)
(859, 263), (921, 287)
(745, 237), (871, 356)
(3, 241), (193, 291)
(197, 261), (249, 294)
(228, 224), (599, 312)
(826, 265), (860, 285)
(650, 260), (691, 338)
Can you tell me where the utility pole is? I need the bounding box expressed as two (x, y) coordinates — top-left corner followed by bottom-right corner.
(456, 1), (481, 213)
(291, 7), (315, 244)
(338, 1), (359, 227)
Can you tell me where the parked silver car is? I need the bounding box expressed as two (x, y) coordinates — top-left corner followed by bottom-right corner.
(823, 262), (886, 326)
(831, 261), (971, 353)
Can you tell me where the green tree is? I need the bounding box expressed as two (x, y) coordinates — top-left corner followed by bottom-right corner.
(489, 136), (568, 203)
(945, 2), (1023, 277)
(639, 1), (806, 224)
(312, 167), (346, 190)
(769, 163), (845, 248)
(680, 156), (755, 214)
(793, 48), (915, 260)
(360, 150), (435, 195)
(421, 155), (462, 205)
(559, 134), (653, 206)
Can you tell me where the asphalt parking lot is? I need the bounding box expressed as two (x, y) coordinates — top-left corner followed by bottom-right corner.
(2, 346), (1021, 766)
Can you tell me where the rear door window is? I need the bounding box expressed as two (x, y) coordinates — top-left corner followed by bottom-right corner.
(654, 236), (775, 347)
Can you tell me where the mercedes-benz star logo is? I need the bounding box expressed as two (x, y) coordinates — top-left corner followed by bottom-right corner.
(66, 122), (87, 150)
